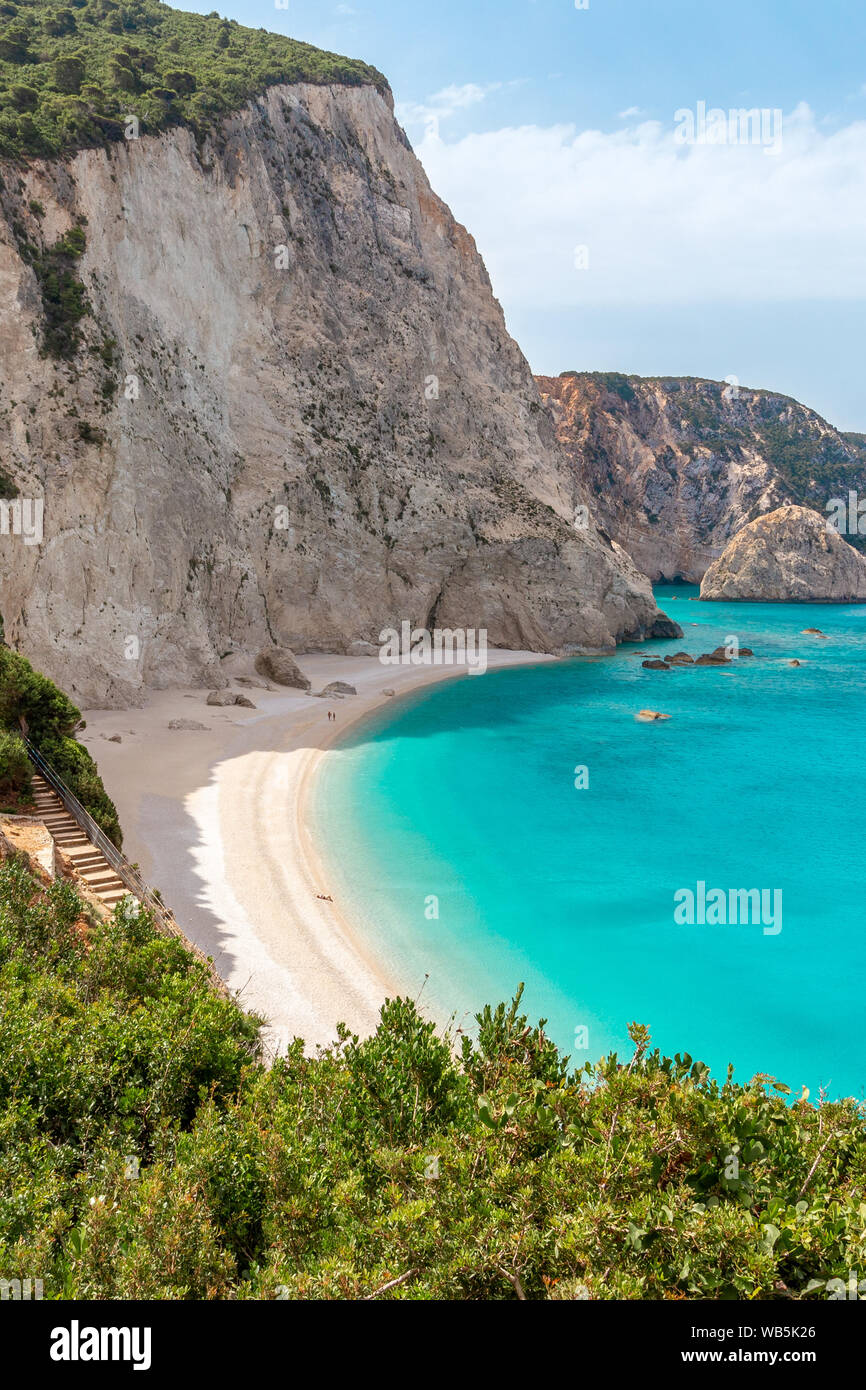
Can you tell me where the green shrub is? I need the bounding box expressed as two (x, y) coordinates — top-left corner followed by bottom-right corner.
(0, 870), (862, 1304)
(0, 646), (80, 742)
(10, 83), (37, 110)
(52, 54), (85, 94)
(12, 225), (90, 358)
(0, 729), (31, 803)
(0, 27), (31, 64)
(0, 647), (121, 845)
(41, 736), (121, 846)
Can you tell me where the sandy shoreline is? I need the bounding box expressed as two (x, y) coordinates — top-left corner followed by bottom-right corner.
(78, 650), (551, 1055)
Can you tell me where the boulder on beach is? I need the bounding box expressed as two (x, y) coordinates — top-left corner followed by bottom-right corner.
(254, 647), (312, 690)
(206, 690), (257, 708)
(168, 719), (209, 731)
(321, 681), (357, 696)
(642, 659), (670, 670)
(236, 675), (272, 690)
(636, 709), (671, 722)
(700, 505), (866, 602)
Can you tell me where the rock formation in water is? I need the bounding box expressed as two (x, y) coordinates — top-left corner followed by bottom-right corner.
(700, 505), (866, 602)
(0, 78), (677, 708)
(536, 372), (866, 583)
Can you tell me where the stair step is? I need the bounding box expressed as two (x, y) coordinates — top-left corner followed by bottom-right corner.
(30, 772), (145, 915)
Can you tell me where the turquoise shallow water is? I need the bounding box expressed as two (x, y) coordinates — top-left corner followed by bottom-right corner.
(313, 587), (866, 1099)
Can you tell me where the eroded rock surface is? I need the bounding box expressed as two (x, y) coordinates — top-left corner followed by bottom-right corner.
(0, 84), (673, 706)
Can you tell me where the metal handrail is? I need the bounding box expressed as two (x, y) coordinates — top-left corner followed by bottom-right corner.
(22, 736), (227, 990)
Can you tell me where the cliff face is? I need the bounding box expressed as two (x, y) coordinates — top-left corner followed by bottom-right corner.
(0, 84), (671, 707)
(536, 373), (866, 584)
(700, 505), (866, 602)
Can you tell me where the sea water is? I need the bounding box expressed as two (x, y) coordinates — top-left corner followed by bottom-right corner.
(312, 587), (866, 1099)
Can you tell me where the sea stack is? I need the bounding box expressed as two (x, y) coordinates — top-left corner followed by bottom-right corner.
(700, 506), (866, 602)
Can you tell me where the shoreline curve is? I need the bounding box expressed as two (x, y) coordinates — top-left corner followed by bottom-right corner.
(78, 649), (552, 1056)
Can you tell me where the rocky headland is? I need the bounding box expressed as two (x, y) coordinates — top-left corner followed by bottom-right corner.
(700, 505), (866, 602)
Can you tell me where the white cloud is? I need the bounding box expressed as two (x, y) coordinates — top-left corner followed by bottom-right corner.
(618, 106), (645, 119)
(397, 83), (502, 135)
(411, 102), (866, 307)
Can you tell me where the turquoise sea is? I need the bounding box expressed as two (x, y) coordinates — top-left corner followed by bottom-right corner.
(312, 587), (866, 1099)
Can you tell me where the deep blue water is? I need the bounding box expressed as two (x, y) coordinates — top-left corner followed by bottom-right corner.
(313, 588), (866, 1098)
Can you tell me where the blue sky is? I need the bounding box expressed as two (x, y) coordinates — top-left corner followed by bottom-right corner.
(180, 1), (866, 429)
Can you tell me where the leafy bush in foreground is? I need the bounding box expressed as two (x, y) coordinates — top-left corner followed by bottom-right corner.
(0, 858), (862, 1301)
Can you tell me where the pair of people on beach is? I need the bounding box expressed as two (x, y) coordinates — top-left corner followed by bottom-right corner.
(327, 710), (336, 722)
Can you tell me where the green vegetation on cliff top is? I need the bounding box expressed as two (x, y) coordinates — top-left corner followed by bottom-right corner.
(0, 858), (863, 1300)
(0, 0), (387, 160)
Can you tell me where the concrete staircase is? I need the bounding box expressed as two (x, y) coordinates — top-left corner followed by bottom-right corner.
(31, 776), (133, 910)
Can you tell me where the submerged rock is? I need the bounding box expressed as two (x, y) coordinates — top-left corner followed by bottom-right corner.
(636, 709), (671, 722)
(664, 652), (694, 665)
(700, 506), (866, 602)
(642, 659), (670, 670)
